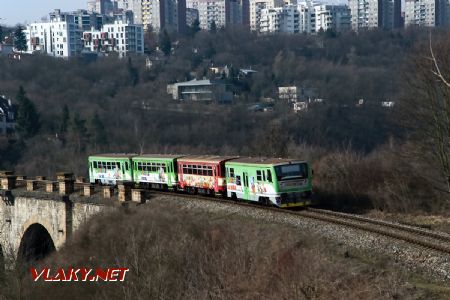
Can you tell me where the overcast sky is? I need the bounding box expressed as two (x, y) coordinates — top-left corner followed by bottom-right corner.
(1, 0), (86, 26)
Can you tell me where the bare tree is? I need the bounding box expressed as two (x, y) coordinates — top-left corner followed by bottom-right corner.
(403, 33), (450, 194)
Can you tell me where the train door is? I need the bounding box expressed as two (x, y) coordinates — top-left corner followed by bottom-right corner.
(213, 165), (219, 193)
(243, 172), (249, 200)
(166, 161), (172, 187)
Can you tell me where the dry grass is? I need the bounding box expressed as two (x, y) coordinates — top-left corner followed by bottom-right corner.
(314, 144), (449, 214)
(0, 202), (448, 299)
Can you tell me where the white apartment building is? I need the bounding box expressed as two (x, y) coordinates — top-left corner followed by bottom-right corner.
(349, 0), (401, 30)
(196, 0), (242, 29)
(83, 20), (144, 57)
(404, 0), (439, 26)
(250, 0), (284, 31)
(141, 0), (186, 32)
(259, 3), (349, 34)
(348, 0), (380, 30)
(313, 5), (331, 32)
(25, 14), (83, 57)
(260, 5), (310, 33)
(313, 4), (351, 32)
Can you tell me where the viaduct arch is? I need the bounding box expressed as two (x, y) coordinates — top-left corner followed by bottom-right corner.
(17, 223), (56, 263)
(0, 193), (108, 267)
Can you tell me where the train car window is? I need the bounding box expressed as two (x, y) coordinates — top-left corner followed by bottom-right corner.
(125, 162), (129, 171)
(94, 161), (98, 168)
(116, 162), (120, 169)
(256, 170), (262, 181)
(208, 166), (213, 176)
(267, 170), (272, 182)
(183, 164), (187, 174)
(230, 168), (235, 178)
(263, 171), (266, 181)
(236, 175), (241, 185)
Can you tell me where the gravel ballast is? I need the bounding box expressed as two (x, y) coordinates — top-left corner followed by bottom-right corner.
(151, 195), (450, 282)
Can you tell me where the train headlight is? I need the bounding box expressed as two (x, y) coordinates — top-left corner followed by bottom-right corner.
(275, 197), (281, 205)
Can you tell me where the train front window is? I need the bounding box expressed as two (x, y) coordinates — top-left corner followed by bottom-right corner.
(275, 163), (308, 181)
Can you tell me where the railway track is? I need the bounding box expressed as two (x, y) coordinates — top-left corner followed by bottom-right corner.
(150, 190), (450, 255)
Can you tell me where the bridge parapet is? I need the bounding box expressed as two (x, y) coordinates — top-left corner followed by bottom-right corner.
(0, 171), (119, 269)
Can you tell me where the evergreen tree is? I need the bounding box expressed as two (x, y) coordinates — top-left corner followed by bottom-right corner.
(15, 86), (40, 138)
(210, 21), (217, 33)
(159, 30), (171, 56)
(127, 57), (139, 86)
(13, 25), (27, 52)
(89, 112), (108, 150)
(60, 104), (70, 134)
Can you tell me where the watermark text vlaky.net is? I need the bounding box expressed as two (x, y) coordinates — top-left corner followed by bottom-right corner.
(30, 267), (129, 282)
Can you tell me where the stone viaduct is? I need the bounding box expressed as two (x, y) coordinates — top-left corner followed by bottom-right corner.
(0, 172), (142, 271)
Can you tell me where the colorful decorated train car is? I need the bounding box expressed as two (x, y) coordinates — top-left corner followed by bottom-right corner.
(132, 154), (185, 190)
(225, 158), (312, 208)
(88, 153), (313, 208)
(177, 155), (237, 195)
(88, 154), (135, 185)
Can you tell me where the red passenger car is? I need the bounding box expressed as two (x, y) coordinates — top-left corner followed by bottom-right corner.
(177, 155), (237, 195)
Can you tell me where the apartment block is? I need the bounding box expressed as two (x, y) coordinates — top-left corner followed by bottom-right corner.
(141, 0), (186, 32)
(260, 5), (309, 33)
(250, 0), (284, 31)
(349, 0), (401, 30)
(83, 20), (144, 57)
(198, 0), (242, 30)
(25, 12), (84, 57)
(404, 0), (443, 26)
(314, 5), (351, 32)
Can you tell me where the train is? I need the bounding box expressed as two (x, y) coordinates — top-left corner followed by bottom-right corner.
(88, 154), (313, 208)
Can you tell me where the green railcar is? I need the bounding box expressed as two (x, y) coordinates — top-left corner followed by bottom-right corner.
(132, 155), (184, 189)
(225, 158), (312, 208)
(88, 154), (135, 185)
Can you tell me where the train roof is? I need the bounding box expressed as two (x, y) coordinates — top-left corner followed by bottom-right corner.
(226, 157), (307, 166)
(89, 153), (137, 159)
(178, 155), (238, 164)
(133, 154), (186, 159)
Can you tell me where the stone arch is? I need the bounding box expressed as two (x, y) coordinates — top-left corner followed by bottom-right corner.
(17, 223), (56, 264)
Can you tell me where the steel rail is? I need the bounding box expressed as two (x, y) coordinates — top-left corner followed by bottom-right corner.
(149, 190), (450, 255)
